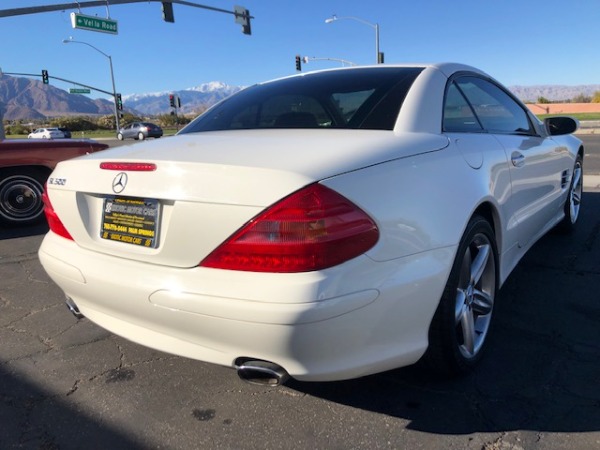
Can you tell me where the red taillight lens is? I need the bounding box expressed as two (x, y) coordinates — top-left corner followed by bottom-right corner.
(200, 184), (379, 273)
(100, 162), (156, 171)
(42, 186), (73, 241)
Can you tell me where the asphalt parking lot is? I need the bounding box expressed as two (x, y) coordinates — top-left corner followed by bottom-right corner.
(1, 139), (599, 449)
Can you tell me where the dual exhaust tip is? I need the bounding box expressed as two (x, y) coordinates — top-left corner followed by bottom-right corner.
(236, 359), (289, 387)
(65, 299), (289, 387)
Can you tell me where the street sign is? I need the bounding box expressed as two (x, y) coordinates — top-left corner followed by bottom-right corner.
(69, 88), (91, 94)
(70, 12), (118, 35)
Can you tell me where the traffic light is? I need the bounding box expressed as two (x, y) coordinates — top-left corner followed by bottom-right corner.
(234, 6), (251, 35)
(177, 96), (181, 108)
(169, 94), (175, 108)
(378, 52), (384, 64)
(42, 69), (49, 84)
(116, 93), (123, 111)
(162, 1), (174, 22)
(295, 55), (301, 72)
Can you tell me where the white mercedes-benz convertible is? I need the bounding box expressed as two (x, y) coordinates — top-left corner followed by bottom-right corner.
(39, 63), (583, 385)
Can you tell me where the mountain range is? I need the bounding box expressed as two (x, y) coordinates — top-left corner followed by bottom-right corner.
(0, 74), (242, 121)
(1, 73), (599, 121)
(0, 74), (115, 120)
(509, 84), (600, 102)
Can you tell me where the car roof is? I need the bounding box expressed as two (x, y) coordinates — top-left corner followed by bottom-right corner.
(257, 62), (489, 87)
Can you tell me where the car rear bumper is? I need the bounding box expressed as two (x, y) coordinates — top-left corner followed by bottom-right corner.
(39, 231), (454, 381)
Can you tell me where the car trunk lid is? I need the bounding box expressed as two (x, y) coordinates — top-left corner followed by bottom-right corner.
(46, 130), (447, 268)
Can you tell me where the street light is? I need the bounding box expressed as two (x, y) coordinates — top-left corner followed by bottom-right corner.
(325, 15), (381, 64)
(301, 56), (357, 67)
(62, 38), (120, 133)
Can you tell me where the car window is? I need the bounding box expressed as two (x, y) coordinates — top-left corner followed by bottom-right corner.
(228, 94), (329, 128)
(454, 76), (533, 135)
(179, 67), (423, 133)
(443, 83), (483, 132)
(331, 90), (374, 123)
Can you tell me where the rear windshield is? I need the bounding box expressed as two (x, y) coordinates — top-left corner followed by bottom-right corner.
(179, 67), (423, 133)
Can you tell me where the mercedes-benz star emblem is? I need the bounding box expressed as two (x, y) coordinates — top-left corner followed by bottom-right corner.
(112, 172), (128, 194)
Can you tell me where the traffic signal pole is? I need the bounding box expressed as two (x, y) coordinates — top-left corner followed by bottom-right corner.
(2, 71), (115, 96)
(0, 1), (253, 33)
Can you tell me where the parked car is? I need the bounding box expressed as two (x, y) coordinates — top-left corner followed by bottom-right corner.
(39, 64), (583, 385)
(117, 122), (163, 141)
(58, 127), (72, 138)
(28, 128), (64, 139)
(0, 139), (109, 226)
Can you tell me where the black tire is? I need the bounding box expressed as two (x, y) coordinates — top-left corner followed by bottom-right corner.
(117, 132), (124, 141)
(422, 215), (498, 375)
(138, 132), (145, 141)
(0, 168), (48, 226)
(556, 154), (583, 233)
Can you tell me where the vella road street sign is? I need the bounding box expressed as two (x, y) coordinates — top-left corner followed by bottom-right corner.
(70, 12), (118, 35)
(69, 88), (91, 94)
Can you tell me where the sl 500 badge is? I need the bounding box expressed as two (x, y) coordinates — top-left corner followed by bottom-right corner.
(48, 177), (67, 186)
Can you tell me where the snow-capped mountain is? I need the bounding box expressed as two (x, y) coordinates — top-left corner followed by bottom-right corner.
(122, 82), (243, 115)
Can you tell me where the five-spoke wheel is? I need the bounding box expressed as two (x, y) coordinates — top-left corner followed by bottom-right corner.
(424, 215), (498, 375)
(558, 154), (583, 233)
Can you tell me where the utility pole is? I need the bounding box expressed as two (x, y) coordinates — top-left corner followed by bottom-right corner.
(0, 99), (5, 139)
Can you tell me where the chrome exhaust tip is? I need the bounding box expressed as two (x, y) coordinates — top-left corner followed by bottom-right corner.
(65, 297), (84, 319)
(236, 359), (289, 386)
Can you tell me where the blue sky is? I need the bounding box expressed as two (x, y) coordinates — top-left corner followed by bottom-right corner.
(1, 0), (597, 100)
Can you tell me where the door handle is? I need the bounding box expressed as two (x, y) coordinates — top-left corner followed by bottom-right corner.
(511, 152), (525, 167)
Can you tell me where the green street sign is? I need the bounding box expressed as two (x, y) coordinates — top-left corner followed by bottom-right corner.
(70, 12), (118, 35)
(69, 88), (91, 94)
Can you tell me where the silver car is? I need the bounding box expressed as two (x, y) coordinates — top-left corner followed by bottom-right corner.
(117, 122), (163, 141)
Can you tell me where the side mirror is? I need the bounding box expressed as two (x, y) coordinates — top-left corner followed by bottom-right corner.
(544, 116), (578, 136)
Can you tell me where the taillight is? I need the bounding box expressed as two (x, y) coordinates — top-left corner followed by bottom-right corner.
(100, 162), (156, 171)
(200, 183), (379, 273)
(42, 186), (73, 241)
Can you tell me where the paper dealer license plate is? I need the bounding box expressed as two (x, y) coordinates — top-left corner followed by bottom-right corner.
(101, 196), (160, 248)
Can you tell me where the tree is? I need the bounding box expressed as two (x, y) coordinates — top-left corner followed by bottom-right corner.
(537, 96), (550, 104)
(592, 91), (600, 103)
(49, 116), (97, 131)
(157, 113), (178, 127)
(572, 93), (591, 103)
(97, 114), (116, 130)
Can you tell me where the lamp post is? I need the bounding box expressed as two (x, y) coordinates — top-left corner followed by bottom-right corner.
(62, 38), (120, 133)
(325, 15), (381, 64)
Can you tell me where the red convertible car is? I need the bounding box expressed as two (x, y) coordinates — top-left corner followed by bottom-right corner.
(0, 139), (108, 226)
